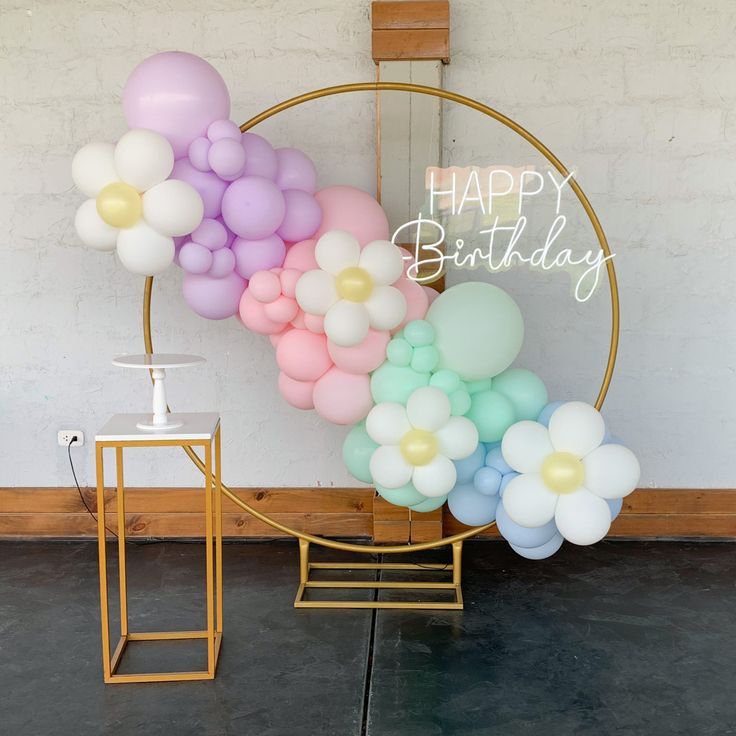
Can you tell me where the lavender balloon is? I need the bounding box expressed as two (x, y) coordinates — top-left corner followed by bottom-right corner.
(241, 133), (278, 179)
(209, 247), (236, 278)
(182, 271), (245, 319)
(170, 159), (228, 219)
(232, 235), (286, 279)
(275, 147), (318, 193)
(191, 218), (228, 251)
(277, 189), (322, 242)
(221, 176), (286, 240)
(179, 242), (213, 274)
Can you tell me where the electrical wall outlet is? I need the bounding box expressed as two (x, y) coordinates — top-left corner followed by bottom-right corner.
(58, 430), (84, 447)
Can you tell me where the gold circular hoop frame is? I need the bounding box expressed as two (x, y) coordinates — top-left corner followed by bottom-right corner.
(143, 82), (620, 554)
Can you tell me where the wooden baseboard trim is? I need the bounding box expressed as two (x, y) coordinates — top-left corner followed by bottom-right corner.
(1, 487), (735, 540)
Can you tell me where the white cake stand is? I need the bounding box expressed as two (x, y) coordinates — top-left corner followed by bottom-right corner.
(112, 353), (206, 431)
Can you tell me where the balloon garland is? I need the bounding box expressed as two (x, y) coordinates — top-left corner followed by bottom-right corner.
(71, 52), (637, 559)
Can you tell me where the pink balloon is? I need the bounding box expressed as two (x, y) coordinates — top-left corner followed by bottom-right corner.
(304, 313), (324, 333)
(275, 148), (317, 193)
(231, 234), (286, 279)
(312, 368), (373, 425)
(241, 133), (278, 179)
(239, 289), (285, 334)
(328, 329), (390, 374)
(264, 295), (299, 324)
(276, 329), (332, 382)
(314, 186), (389, 245)
(248, 270), (282, 302)
(278, 373), (315, 410)
(270, 328), (291, 348)
(183, 271), (245, 320)
(171, 159), (228, 219)
(423, 285), (440, 304)
(283, 239), (318, 271)
(279, 268), (301, 297)
(394, 277), (430, 329)
(221, 177), (286, 239)
(123, 52), (230, 158)
(276, 190), (322, 242)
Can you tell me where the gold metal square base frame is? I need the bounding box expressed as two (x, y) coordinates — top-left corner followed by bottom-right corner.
(95, 428), (223, 684)
(294, 539), (464, 610)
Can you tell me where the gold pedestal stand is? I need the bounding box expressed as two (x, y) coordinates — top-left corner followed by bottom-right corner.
(141, 81), (618, 612)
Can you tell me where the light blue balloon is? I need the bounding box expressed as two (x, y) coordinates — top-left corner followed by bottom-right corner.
(510, 533), (564, 560)
(447, 484), (498, 526)
(454, 444), (486, 485)
(607, 497), (623, 520)
(498, 471), (519, 498)
(485, 447), (512, 475)
(474, 466), (502, 496)
(376, 483), (425, 507)
(537, 400), (566, 427)
(495, 500), (558, 548)
(410, 495), (447, 513)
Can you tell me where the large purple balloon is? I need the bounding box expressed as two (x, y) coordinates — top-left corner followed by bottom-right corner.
(232, 235), (286, 279)
(275, 148), (317, 193)
(241, 133), (278, 179)
(276, 189), (322, 242)
(123, 52), (231, 158)
(170, 159), (228, 219)
(221, 176), (286, 240)
(182, 271), (245, 320)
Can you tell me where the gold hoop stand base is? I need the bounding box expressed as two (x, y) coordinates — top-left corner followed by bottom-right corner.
(294, 539), (464, 610)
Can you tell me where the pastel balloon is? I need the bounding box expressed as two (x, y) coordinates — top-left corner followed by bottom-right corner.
(582, 444), (641, 499)
(548, 401), (605, 458)
(607, 497), (623, 520)
(182, 271), (245, 319)
(123, 52), (231, 157)
(342, 423), (379, 483)
(495, 501), (558, 548)
(221, 176), (286, 239)
(275, 148), (318, 193)
(248, 270), (282, 302)
(208, 137), (246, 179)
(241, 133), (279, 179)
(410, 495), (448, 513)
(312, 368), (373, 425)
(178, 241), (213, 274)
(328, 330), (390, 375)
(283, 238), (318, 271)
(142, 179), (204, 237)
(170, 159), (228, 219)
(188, 137), (212, 171)
(72, 141), (117, 198)
(264, 296), (299, 324)
(239, 289), (286, 334)
(454, 444), (486, 485)
(510, 533), (564, 560)
(394, 278), (431, 329)
(232, 235), (286, 279)
(426, 282), (524, 380)
(466, 389), (516, 443)
(448, 484), (498, 526)
(192, 218), (228, 250)
(314, 186), (389, 245)
(493, 368), (548, 421)
(537, 400), (567, 427)
(376, 483), (425, 508)
(370, 363), (429, 404)
(114, 129), (174, 192)
(208, 119), (241, 142)
(474, 466), (502, 496)
(276, 329), (332, 382)
(208, 247), (235, 278)
(74, 199), (118, 251)
(278, 373), (315, 410)
(116, 221), (174, 275)
(277, 189), (322, 242)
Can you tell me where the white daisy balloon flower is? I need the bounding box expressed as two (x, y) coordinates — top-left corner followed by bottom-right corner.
(501, 401), (640, 545)
(366, 386), (479, 498)
(72, 129), (204, 276)
(295, 230), (407, 347)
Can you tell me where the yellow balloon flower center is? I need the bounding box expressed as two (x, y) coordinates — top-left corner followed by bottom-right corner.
(96, 181), (142, 229)
(400, 429), (438, 466)
(541, 452), (584, 494)
(335, 266), (373, 302)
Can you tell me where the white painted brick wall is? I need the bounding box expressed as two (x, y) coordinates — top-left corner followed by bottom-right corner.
(1, 0), (734, 490)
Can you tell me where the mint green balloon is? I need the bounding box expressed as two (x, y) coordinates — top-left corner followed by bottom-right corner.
(342, 423), (378, 483)
(430, 369), (463, 393)
(466, 389), (516, 442)
(492, 368), (548, 421)
(465, 378), (493, 394)
(449, 389), (471, 416)
(376, 483), (425, 507)
(403, 319), (435, 347)
(426, 282), (524, 380)
(370, 363), (429, 404)
(386, 337), (412, 366)
(410, 495), (448, 512)
(410, 345), (439, 373)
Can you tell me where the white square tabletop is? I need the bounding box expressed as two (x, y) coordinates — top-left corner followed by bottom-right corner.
(95, 413), (220, 442)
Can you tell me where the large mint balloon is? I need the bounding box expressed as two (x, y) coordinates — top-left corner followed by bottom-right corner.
(426, 282), (524, 380)
(493, 368), (548, 421)
(342, 423), (378, 483)
(370, 362), (429, 404)
(410, 495), (448, 513)
(376, 483), (425, 507)
(466, 389), (516, 442)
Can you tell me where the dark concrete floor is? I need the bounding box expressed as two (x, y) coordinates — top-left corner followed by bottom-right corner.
(1, 540), (735, 735)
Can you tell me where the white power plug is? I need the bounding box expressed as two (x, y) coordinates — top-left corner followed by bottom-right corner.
(58, 430), (84, 447)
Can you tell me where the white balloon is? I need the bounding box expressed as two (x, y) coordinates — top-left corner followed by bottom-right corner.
(583, 444), (640, 499)
(503, 473), (558, 527)
(370, 445), (413, 489)
(323, 300), (370, 347)
(74, 199), (118, 251)
(363, 285), (406, 330)
(366, 402), (411, 445)
(554, 488), (611, 545)
(295, 269), (338, 315)
(406, 386), (451, 432)
(142, 179), (204, 237)
(114, 129), (174, 192)
(435, 417), (478, 460)
(501, 420), (554, 473)
(116, 221), (175, 276)
(315, 230), (360, 275)
(548, 401), (605, 458)
(359, 240), (405, 285)
(412, 454), (457, 497)
(71, 141), (117, 198)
